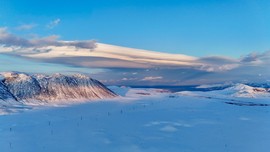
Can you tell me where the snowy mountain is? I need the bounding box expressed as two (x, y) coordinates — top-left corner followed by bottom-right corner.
(0, 72), (117, 104)
(213, 84), (270, 98)
(180, 83), (270, 99)
(0, 81), (17, 103)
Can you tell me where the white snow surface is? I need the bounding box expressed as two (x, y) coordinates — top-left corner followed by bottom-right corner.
(0, 86), (270, 151)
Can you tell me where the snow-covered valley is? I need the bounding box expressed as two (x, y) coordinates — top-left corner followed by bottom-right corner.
(1, 85), (270, 152)
(1, 1), (270, 151)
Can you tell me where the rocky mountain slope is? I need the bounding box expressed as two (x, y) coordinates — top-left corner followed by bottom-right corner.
(0, 72), (117, 104)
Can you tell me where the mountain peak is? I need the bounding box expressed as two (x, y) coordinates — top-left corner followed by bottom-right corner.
(0, 72), (117, 104)
(219, 83), (270, 98)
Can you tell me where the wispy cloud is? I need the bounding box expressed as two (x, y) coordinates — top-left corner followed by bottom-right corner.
(47, 19), (61, 29)
(16, 23), (37, 30)
(240, 51), (270, 65)
(122, 77), (138, 81)
(142, 76), (163, 81)
(197, 56), (240, 72)
(0, 27), (96, 51)
(0, 27), (31, 47)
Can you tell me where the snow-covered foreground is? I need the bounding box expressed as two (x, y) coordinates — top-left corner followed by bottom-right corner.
(1, 87), (270, 152)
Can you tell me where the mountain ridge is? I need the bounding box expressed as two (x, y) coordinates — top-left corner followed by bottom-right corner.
(0, 72), (117, 105)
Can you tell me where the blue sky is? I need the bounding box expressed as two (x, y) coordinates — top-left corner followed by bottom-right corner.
(0, 0), (270, 86)
(1, 0), (270, 57)
(0, 54), (103, 74)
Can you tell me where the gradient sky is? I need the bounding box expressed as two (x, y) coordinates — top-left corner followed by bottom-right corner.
(0, 54), (103, 74)
(1, 0), (270, 57)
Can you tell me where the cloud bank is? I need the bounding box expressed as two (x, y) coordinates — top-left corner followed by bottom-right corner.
(0, 27), (269, 86)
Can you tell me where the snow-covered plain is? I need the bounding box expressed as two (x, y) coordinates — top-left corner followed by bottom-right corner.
(0, 86), (270, 152)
